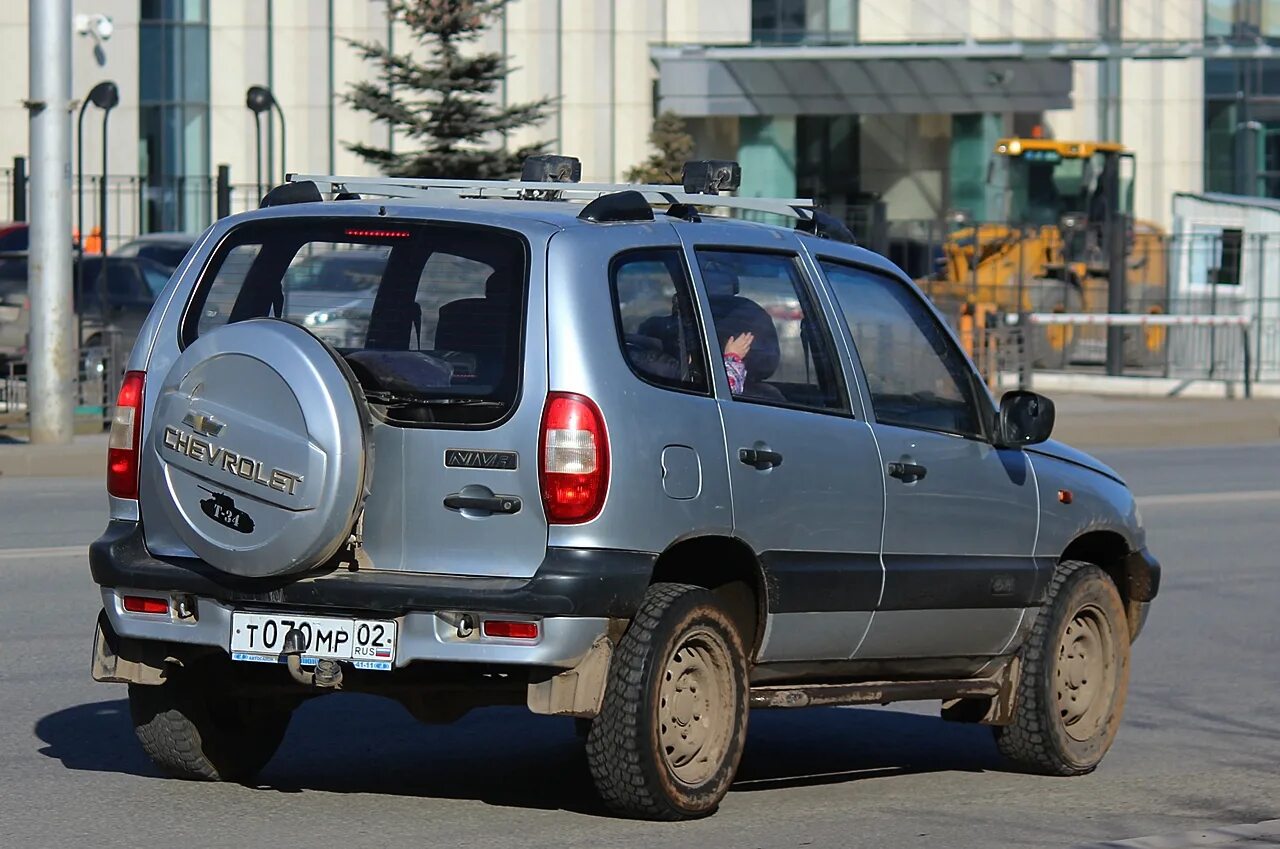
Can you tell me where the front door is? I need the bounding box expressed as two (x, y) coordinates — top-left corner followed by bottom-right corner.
(683, 240), (886, 662)
(817, 258), (1042, 659)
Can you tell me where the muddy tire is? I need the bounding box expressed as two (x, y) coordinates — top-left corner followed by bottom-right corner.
(129, 674), (292, 782)
(586, 583), (749, 820)
(995, 560), (1130, 775)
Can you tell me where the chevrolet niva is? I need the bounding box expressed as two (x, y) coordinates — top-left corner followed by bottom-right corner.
(89, 157), (1159, 820)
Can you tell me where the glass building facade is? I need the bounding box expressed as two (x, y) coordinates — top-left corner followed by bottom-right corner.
(139, 0), (210, 233)
(1204, 0), (1280, 197)
(751, 0), (856, 44)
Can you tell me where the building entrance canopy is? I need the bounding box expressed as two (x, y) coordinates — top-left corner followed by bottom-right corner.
(654, 44), (1074, 116)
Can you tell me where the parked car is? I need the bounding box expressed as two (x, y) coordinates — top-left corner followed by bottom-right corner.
(114, 233), (197, 274)
(0, 222), (29, 253)
(0, 254), (169, 361)
(88, 159), (1159, 820)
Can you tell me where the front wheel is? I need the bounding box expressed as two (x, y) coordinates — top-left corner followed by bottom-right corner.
(129, 672), (293, 782)
(995, 561), (1131, 775)
(586, 583), (749, 820)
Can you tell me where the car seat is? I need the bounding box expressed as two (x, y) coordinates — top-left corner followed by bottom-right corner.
(433, 272), (518, 386)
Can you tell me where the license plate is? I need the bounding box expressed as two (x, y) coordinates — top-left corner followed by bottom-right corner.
(230, 611), (398, 671)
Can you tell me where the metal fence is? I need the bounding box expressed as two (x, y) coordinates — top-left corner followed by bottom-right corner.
(1, 332), (126, 428)
(1, 168), (262, 246)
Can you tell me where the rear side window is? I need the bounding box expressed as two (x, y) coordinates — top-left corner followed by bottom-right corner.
(696, 249), (846, 413)
(185, 219), (528, 426)
(610, 248), (709, 394)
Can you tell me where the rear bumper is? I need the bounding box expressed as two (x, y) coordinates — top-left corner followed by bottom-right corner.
(90, 520), (655, 668)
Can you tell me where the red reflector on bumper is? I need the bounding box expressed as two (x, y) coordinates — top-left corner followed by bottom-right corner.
(482, 619), (539, 640)
(123, 595), (169, 615)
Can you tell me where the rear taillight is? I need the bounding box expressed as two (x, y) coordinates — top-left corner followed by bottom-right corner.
(107, 371), (145, 500)
(539, 392), (609, 524)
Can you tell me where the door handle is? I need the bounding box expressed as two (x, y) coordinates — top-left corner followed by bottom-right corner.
(443, 492), (522, 514)
(739, 447), (783, 470)
(886, 461), (928, 483)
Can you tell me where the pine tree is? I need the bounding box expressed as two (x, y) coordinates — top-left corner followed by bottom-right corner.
(343, 0), (551, 178)
(625, 112), (695, 184)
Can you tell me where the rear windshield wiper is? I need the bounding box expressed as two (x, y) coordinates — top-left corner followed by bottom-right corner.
(364, 389), (505, 407)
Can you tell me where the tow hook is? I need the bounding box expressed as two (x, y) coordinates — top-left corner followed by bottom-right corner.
(280, 628), (344, 690)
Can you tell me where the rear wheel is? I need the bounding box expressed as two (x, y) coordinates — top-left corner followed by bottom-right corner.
(995, 561), (1130, 775)
(586, 583), (749, 820)
(129, 673), (292, 782)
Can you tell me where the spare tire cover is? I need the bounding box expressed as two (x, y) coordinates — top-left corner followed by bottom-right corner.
(145, 319), (369, 578)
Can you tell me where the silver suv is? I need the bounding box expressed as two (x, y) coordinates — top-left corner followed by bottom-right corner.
(89, 158), (1159, 820)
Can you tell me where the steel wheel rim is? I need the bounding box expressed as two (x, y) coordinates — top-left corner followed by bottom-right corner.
(1055, 603), (1116, 742)
(657, 627), (735, 786)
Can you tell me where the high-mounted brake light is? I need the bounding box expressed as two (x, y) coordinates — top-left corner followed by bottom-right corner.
(107, 371), (146, 500)
(539, 392), (609, 524)
(344, 228), (411, 239)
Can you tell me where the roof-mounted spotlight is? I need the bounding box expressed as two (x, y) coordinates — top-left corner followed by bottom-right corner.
(681, 160), (741, 195)
(521, 155), (582, 183)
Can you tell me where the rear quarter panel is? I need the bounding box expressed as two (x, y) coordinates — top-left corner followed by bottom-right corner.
(544, 223), (733, 553)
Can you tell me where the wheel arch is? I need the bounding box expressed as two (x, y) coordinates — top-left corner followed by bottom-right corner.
(1059, 528), (1152, 640)
(649, 535), (768, 660)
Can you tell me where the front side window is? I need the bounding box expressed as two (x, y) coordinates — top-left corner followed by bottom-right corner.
(821, 260), (985, 438)
(610, 248), (709, 394)
(696, 249), (845, 413)
(186, 219), (527, 426)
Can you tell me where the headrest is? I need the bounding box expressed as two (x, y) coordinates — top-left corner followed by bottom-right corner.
(700, 259), (739, 299)
(485, 272), (511, 299)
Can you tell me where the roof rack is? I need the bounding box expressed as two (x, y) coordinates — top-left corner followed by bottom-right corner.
(282, 155), (856, 243)
(285, 173), (817, 224)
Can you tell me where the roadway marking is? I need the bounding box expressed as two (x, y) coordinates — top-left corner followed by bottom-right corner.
(1138, 489), (1280, 507)
(1073, 818), (1280, 848)
(0, 545), (86, 561)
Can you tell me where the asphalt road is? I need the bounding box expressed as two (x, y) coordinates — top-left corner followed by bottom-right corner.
(1, 444), (1278, 848)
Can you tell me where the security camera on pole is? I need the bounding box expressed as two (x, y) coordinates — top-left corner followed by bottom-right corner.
(26, 0), (75, 444)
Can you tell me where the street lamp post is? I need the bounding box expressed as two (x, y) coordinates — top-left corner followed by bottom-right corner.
(246, 85), (286, 198)
(76, 80), (118, 350)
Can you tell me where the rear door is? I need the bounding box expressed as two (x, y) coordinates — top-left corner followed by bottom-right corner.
(816, 258), (1042, 659)
(685, 239), (886, 662)
(360, 225), (550, 578)
(143, 215), (552, 579)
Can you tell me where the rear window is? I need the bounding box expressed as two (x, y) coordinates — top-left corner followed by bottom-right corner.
(185, 219), (528, 427)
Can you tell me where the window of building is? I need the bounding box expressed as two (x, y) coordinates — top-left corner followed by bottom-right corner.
(696, 250), (846, 412)
(821, 260), (985, 438)
(140, 0), (211, 233)
(610, 249), (709, 394)
(1187, 226), (1244, 287)
(752, 0), (856, 44)
(1207, 0), (1280, 39)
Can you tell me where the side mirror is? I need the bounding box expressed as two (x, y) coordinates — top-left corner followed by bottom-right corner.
(995, 390), (1055, 447)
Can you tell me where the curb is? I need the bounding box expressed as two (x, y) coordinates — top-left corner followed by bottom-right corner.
(1010, 371), (1280, 400)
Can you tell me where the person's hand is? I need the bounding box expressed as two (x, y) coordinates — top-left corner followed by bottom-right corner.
(724, 332), (754, 359)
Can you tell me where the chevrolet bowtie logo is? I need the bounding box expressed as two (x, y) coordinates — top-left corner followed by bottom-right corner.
(182, 411), (225, 438)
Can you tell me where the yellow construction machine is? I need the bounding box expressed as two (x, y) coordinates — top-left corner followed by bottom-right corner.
(925, 137), (1167, 362)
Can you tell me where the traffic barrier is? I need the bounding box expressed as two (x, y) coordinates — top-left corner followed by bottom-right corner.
(1023, 313), (1253, 398)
